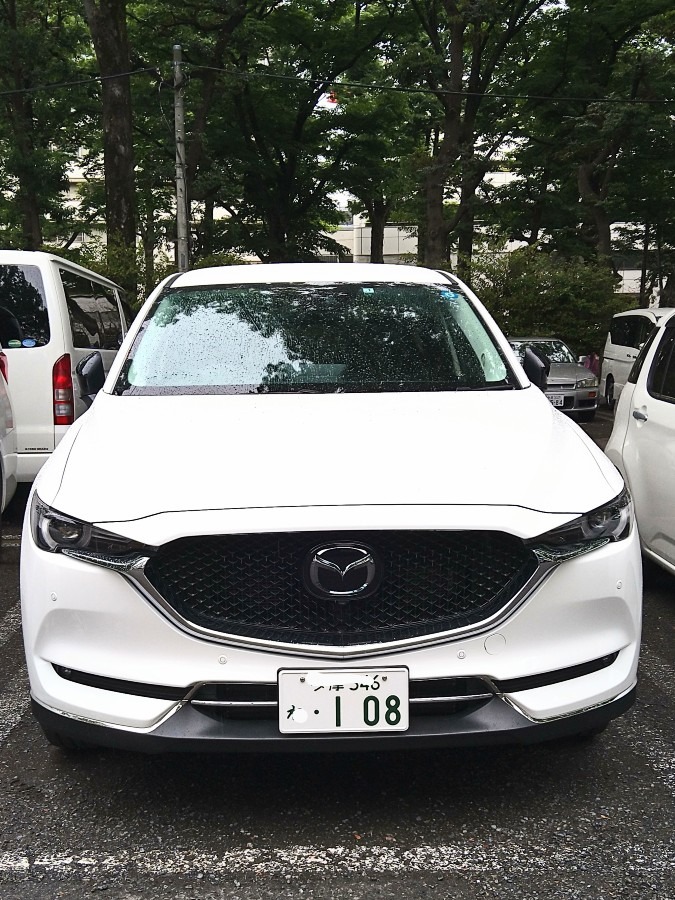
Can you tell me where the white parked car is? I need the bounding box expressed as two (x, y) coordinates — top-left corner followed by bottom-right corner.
(21, 264), (641, 753)
(606, 309), (675, 577)
(0, 345), (17, 548)
(600, 307), (675, 410)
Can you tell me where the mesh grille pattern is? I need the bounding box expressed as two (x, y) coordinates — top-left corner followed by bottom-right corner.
(143, 531), (538, 646)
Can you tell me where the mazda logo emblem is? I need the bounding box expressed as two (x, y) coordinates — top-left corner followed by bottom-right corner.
(304, 542), (381, 601)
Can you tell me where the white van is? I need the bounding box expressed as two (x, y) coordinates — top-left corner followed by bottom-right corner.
(600, 307), (675, 409)
(0, 344), (17, 530)
(0, 251), (130, 482)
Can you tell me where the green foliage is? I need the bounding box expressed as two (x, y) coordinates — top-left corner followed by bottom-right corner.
(0, 0), (94, 248)
(192, 252), (250, 269)
(473, 247), (626, 354)
(0, 0), (672, 308)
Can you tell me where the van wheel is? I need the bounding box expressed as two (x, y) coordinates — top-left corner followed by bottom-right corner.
(605, 378), (615, 411)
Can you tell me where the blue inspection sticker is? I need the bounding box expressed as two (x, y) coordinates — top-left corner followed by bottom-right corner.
(362, 287), (375, 294)
(22, 338), (36, 348)
(441, 291), (461, 300)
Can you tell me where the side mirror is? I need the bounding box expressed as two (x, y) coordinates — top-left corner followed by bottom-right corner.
(76, 351), (105, 408)
(523, 346), (549, 392)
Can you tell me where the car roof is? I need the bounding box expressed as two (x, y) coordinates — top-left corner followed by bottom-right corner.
(612, 307), (675, 320)
(0, 249), (122, 289)
(170, 263), (455, 288)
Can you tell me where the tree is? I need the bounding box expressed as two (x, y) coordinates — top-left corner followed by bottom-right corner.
(192, 0), (398, 262)
(480, 0), (675, 275)
(0, 0), (91, 249)
(473, 247), (624, 354)
(398, 0), (548, 271)
(82, 0), (137, 291)
(332, 61), (425, 262)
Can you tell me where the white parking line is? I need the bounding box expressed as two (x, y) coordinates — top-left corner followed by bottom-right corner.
(1, 529), (22, 549)
(0, 604), (29, 745)
(0, 841), (673, 878)
(0, 603), (20, 647)
(0, 669), (30, 744)
(639, 646), (675, 701)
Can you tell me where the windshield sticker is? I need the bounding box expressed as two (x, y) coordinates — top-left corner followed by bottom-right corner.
(22, 338), (36, 348)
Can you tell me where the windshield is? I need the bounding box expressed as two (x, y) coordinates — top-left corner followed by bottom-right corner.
(509, 339), (576, 365)
(115, 281), (513, 395)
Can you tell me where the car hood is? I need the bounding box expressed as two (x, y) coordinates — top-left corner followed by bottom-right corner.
(42, 388), (621, 536)
(548, 362), (590, 384)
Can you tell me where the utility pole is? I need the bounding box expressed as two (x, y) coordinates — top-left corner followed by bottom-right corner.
(173, 44), (189, 272)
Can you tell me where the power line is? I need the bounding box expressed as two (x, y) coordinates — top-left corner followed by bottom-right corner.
(0, 63), (673, 107)
(192, 64), (675, 107)
(0, 68), (157, 100)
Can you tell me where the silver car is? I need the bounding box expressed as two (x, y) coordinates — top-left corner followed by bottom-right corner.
(509, 338), (598, 422)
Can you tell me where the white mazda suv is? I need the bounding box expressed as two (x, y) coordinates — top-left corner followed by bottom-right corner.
(21, 264), (641, 752)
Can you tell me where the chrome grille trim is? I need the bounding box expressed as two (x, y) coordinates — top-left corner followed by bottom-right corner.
(191, 700), (277, 707)
(410, 693), (493, 704)
(188, 677), (497, 710)
(122, 559), (558, 659)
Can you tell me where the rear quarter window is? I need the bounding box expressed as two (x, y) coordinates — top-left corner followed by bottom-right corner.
(60, 269), (124, 350)
(0, 264), (50, 347)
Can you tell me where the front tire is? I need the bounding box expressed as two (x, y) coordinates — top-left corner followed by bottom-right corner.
(605, 377), (615, 411)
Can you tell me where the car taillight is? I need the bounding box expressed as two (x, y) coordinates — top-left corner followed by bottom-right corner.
(53, 354), (74, 425)
(0, 352), (7, 383)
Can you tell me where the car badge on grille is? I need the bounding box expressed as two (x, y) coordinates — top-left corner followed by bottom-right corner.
(304, 542), (380, 601)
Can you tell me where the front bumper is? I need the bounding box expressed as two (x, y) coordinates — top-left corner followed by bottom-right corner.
(21, 508), (642, 752)
(545, 387), (598, 416)
(31, 685), (636, 753)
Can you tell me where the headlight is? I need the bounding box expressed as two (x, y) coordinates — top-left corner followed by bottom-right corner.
(30, 494), (146, 558)
(575, 375), (598, 389)
(529, 488), (632, 562)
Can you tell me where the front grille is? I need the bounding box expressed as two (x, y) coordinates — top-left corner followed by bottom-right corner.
(143, 531), (538, 647)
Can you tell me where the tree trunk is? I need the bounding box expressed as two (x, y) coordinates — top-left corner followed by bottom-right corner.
(456, 205), (474, 285)
(14, 119), (43, 249)
(143, 205), (155, 298)
(368, 199), (389, 264)
(639, 223), (650, 307)
(423, 167), (451, 268)
(82, 0), (136, 293)
(577, 162), (614, 267)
